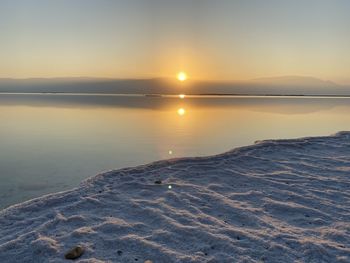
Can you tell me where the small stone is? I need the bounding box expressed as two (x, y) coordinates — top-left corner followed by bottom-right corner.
(144, 261), (153, 263)
(65, 246), (84, 260)
(154, 180), (162, 184)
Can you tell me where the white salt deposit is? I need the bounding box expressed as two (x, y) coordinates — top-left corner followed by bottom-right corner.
(1, 132), (350, 262)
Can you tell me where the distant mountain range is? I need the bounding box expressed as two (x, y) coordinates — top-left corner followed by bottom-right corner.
(251, 76), (338, 87)
(0, 76), (349, 96)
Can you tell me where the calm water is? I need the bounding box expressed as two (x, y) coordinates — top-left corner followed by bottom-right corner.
(1, 94), (350, 209)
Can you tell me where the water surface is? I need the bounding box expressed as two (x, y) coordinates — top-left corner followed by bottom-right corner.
(1, 94), (350, 209)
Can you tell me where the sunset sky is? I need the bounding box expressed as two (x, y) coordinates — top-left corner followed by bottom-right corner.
(1, 0), (349, 84)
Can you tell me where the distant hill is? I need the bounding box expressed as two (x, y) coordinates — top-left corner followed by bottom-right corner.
(0, 76), (349, 95)
(243, 76), (347, 95)
(251, 76), (338, 87)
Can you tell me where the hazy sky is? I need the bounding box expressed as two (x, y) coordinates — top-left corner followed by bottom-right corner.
(1, 0), (349, 83)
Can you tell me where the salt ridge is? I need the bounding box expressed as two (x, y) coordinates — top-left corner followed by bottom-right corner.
(1, 132), (350, 262)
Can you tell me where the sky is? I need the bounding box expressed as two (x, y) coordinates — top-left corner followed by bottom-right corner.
(0, 0), (350, 83)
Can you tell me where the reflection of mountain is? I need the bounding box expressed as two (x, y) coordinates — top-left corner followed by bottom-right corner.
(1, 93), (349, 115)
(0, 76), (349, 95)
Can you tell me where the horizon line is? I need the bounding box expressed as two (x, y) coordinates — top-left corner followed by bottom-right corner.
(0, 75), (343, 85)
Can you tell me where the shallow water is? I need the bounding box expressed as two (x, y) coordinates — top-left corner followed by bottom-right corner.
(1, 94), (350, 209)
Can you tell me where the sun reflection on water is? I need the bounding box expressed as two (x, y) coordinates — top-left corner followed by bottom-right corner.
(177, 108), (186, 116)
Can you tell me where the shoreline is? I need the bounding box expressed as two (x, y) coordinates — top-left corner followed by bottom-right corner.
(1, 132), (350, 262)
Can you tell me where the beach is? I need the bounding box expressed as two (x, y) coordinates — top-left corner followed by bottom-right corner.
(0, 132), (349, 262)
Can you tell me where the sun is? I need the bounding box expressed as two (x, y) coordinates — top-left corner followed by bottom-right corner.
(177, 71), (187, 82)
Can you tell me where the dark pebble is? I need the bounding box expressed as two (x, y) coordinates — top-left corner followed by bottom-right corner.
(65, 246), (84, 260)
(154, 180), (162, 184)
